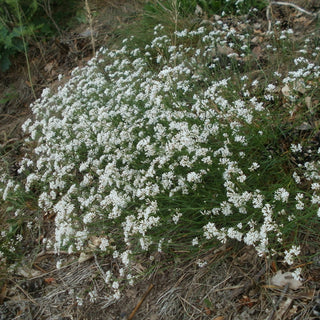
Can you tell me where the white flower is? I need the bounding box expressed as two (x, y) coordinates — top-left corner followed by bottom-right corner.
(172, 209), (182, 224)
(295, 193), (304, 210)
(252, 191), (264, 208)
(112, 281), (119, 290)
(227, 227), (242, 241)
(105, 270), (112, 284)
(292, 268), (302, 281)
(196, 259), (207, 268)
(311, 183), (320, 190)
(290, 144), (302, 153)
(2, 179), (14, 200)
(187, 172), (202, 183)
(99, 238), (110, 251)
(121, 250), (131, 266)
(283, 245), (300, 265)
(249, 162), (260, 172)
(4, 21), (319, 305)
(252, 79), (259, 87)
(56, 260), (62, 269)
(266, 84), (276, 92)
(76, 296), (83, 306)
(274, 188), (289, 203)
(83, 212), (96, 224)
(89, 290), (98, 302)
(192, 237), (199, 246)
(293, 172), (301, 184)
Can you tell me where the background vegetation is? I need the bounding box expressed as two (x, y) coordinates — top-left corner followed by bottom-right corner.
(0, 0), (81, 71)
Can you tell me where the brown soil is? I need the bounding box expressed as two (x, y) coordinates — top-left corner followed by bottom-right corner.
(0, 1), (320, 320)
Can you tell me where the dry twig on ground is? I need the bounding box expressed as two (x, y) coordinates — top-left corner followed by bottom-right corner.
(267, 1), (320, 31)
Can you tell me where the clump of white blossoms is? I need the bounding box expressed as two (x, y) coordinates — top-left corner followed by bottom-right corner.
(2, 20), (320, 298)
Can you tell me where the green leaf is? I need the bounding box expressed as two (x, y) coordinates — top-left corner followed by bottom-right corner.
(203, 298), (213, 308)
(0, 54), (11, 71)
(0, 24), (9, 45)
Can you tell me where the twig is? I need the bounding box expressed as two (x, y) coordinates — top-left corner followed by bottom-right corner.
(200, 275), (232, 303)
(266, 283), (290, 320)
(270, 1), (317, 18)
(128, 284), (154, 320)
(39, 0), (63, 37)
(32, 263), (47, 274)
(266, 3), (273, 32)
(230, 265), (266, 299)
(178, 295), (197, 319)
(1, 138), (19, 148)
(93, 252), (106, 279)
(13, 2), (36, 100)
(8, 279), (38, 305)
(0, 114), (18, 118)
(35, 250), (69, 261)
(267, 1), (320, 32)
(178, 295), (206, 315)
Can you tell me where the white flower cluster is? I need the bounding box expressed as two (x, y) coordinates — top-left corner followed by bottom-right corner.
(2, 20), (319, 296)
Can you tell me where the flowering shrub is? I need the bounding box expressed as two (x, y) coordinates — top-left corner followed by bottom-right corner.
(1, 19), (320, 299)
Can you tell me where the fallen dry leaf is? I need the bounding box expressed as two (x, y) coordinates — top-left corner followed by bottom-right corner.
(88, 236), (102, 249)
(78, 252), (93, 263)
(281, 85), (290, 97)
(44, 277), (56, 285)
(270, 271), (302, 290)
(204, 306), (211, 315)
(16, 266), (41, 278)
(293, 80), (306, 94)
(252, 45), (263, 59)
(44, 62), (54, 73)
(305, 96), (312, 111)
(239, 295), (255, 308)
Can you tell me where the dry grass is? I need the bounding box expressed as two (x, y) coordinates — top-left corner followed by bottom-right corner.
(1, 242), (319, 319)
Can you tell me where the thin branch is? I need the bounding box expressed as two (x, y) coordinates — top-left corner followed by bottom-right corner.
(266, 4), (272, 32)
(178, 295), (206, 316)
(93, 252), (106, 279)
(128, 284), (154, 320)
(8, 279), (38, 305)
(270, 1), (318, 18)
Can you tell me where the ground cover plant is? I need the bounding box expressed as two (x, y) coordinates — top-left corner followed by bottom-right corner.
(0, 0), (320, 314)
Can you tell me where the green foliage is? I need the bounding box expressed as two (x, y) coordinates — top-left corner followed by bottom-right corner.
(0, 0), (81, 72)
(194, 0), (267, 15)
(144, 0), (268, 19)
(0, 0), (37, 71)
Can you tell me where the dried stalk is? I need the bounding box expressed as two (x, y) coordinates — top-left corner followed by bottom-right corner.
(85, 0), (96, 56)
